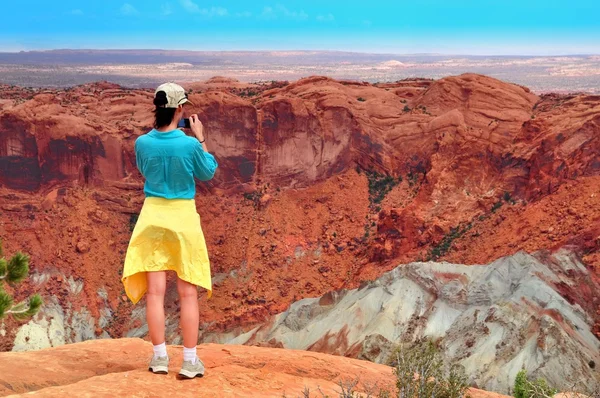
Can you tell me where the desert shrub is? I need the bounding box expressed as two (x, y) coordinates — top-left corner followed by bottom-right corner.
(286, 379), (392, 397)
(407, 172), (421, 188)
(237, 88), (259, 98)
(492, 190), (517, 212)
(286, 341), (469, 398)
(491, 200), (503, 213)
(513, 370), (557, 398)
(388, 339), (469, 398)
(366, 171), (400, 205)
(427, 224), (472, 261)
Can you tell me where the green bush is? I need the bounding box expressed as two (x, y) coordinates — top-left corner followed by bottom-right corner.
(407, 171), (420, 188)
(513, 370), (557, 398)
(514, 370), (528, 398)
(365, 171), (400, 205)
(427, 224), (472, 261)
(491, 200), (503, 213)
(0, 239), (42, 320)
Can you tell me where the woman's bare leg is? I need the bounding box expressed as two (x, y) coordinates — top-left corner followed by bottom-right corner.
(177, 277), (199, 348)
(146, 271), (167, 345)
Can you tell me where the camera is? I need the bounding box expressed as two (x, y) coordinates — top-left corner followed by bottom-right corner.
(177, 118), (191, 129)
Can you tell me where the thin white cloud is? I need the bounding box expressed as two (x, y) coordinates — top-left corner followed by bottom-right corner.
(70, 9), (84, 15)
(161, 3), (173, 16)
(180, 1), (228, 17)
(261, 4), (308, 21)
(316, 13), (334, 22)
(363, 20), (372, 27)
(180, 0), (200, 13)
(261, 6), (275, 19)
(120, 3), (139, 16)
(235, 11), (252, 18)
(201, 6), (228, 17)
(277, 5), (308, 20)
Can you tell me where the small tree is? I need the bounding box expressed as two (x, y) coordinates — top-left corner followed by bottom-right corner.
(0, 240), (42, 320)
(513, 370), (557, 398)
(514, 370), (528, 398)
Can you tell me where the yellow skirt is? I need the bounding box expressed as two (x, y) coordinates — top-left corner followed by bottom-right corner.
(122, 197), (212, 304)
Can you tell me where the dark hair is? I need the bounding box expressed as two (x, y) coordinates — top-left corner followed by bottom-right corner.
(153, 90), (177, 129)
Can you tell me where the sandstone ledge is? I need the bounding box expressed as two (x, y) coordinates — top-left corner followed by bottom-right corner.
(0, 338), (505, 398)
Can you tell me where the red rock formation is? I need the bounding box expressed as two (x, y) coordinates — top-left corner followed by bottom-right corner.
(0, 74), (599, 348)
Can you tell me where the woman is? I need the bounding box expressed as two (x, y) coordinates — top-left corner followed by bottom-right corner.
(122, 82), (217, 379)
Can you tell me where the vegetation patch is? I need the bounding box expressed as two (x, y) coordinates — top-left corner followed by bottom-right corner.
(366, 170), (401, 205)
(237, 88), (259, 98)
(286, 339), (468, 397)
(490, 191), (515, 214)
(0, 239), (42, 321)
(407, 171), (421, 188)
(427, 223), (473, 261)
(389, 339), (469, 398)
(425, 190), (519, 261)
(513, 370), (557, 398)
(230, 80), (290, 99)
(415, 104), (432, 115)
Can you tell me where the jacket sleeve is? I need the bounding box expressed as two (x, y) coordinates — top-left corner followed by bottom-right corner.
(192, 142), (218, 181)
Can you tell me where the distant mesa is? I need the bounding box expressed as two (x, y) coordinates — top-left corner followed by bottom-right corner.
(378, 60), (406, 69)
(205, 76), (242, 84)
(185, 76), (246, 91)
(156, 62), (194, 68)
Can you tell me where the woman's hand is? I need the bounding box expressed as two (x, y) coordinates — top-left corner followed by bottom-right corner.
(189, 114), (205, 142)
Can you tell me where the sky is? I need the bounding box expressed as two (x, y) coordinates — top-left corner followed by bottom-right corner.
(0, 0), (599, 55)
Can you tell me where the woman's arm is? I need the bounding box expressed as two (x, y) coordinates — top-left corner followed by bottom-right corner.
(191, 142), (218, 181)
(189, 114), (218, 181)
(190, 114), (208, 151)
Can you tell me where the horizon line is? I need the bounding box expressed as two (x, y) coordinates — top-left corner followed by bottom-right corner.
(1, 48), (599, 58)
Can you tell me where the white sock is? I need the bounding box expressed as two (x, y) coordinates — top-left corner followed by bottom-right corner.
(153, 342), (168, 359)
(183, 346), (197, 364)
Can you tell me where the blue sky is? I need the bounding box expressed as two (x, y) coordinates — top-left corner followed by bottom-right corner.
(1, 0), (599, 55)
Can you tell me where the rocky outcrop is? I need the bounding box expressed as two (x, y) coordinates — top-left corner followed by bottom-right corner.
(0, 338), (509, 398)
(0, 83), (151, 191)
(1, 76), (599, 385)
(0, 73), (532, 191)
(1, 74), (599, 207)
(201, 250), (600, 393)
(189, 91), (259, 188)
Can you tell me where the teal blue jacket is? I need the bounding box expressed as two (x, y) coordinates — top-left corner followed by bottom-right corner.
(134, 129), (218, 199)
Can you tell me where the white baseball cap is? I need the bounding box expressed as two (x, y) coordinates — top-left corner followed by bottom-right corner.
(154, 82), (194, 108)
